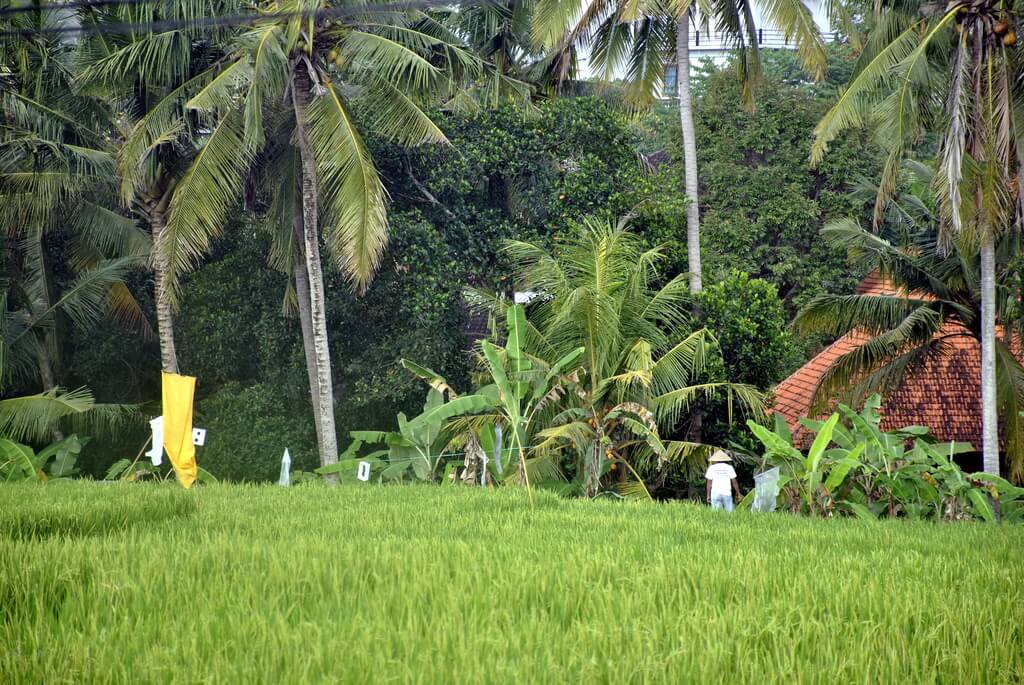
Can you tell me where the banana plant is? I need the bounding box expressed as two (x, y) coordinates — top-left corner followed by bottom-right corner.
(804, 397), (973, 518)
(338, 387), (495, 482)
(478, 304), (584, 498)
(748, 414), (864, 516)
(384, 304), (584, 495)
(0, 434), (88, 482)
(749, 394), (1020, 522)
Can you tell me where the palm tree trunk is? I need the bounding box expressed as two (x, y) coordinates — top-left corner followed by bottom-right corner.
(292, 208), (324, 457)
(675, 13), (702, 294)
(150, 208), (179, 374)
(35, 340), (65, 441)
(980, 232), (999, 475)
(584, 440), (602, 498)
(291, 64), (340, 482)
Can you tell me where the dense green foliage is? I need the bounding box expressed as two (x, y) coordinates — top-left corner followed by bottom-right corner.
(0, 37), (908, 487)
(377, 97), (686, 286)
(748, 396), (1024, 522)
(172, 212), (468, 480)
(2, 483), (1022, 681)
(699, 271), (798, 387)
(693, 66), (880, 315)
(57, 97), (687, 480)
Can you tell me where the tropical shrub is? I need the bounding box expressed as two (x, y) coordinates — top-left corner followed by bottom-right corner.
(0, 435), (89, 482)
(335, 303), (585, 493)
(747, 395), (1024, 523)
(698, 271), (799, 388)
(331, 387), (495, 483)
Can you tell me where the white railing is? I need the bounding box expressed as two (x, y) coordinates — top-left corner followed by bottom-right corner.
(689, 28), (839, 51)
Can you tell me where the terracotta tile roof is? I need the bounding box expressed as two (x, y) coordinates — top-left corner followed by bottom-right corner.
(773, 272), (1020, 448)
(854, 270), (895, 295)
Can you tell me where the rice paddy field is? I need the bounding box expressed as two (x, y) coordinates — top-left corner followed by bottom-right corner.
(1, 483), (1022, 684)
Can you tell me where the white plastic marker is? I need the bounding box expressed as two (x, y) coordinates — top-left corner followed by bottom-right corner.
(493, 425), (503, 475)
(356, 461), (371, 482)
(278, 449), (291, 486)
(192, 428), (206, 446)
(147, 416), (164, 465)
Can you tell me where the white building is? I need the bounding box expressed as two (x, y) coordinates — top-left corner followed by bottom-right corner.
(663, 5), (834, 95)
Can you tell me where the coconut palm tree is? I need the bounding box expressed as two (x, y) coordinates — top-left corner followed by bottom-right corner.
(501, 217), (766, 496)
(143, 1), (522, 476)
(444, 0), (571, 97)
(811, 0), (1023, 476)
(533, 0), (846, 293)
(73, 0), (246, 375)
(1, 2), (149, 442)
(794, 162), (1024, 481)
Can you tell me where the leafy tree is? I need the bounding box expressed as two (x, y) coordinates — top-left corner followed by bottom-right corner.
(811, 0), (1024, 476)
(690, 64), (879, 316)
(699, 270), (798, 388)
(383, 97), (686, 285)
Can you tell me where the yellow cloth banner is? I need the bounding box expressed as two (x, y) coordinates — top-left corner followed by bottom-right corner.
(162, 371), (197, 489)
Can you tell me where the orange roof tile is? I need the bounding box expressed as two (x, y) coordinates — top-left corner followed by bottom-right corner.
(773, 273), (1020, 448)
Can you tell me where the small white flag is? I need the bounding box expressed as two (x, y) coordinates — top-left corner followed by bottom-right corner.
(147, 416), (164, 466)
(278, 449), (291, 486)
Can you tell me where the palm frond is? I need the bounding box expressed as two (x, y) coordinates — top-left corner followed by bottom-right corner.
(757, 0), (827, 78)
(161, 108), (252, 303)
(307, 81), (388, 292)
(811, 332), (948, 413)
(793, 294), (940, 338)
(650, 328), (710, 395)
(21, 256), (146, 336)
(653, 381), (765, 428)
(360, 77), (449, 147)
(340, 29), (442, 94)
(811, 15), (937, 164)
(0, 387), (134, 444)
(116, 69), (214, 202)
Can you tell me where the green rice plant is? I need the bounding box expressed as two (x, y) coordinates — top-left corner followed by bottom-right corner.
(0, 483), (194, 541)
(0, 483), (1021, 683)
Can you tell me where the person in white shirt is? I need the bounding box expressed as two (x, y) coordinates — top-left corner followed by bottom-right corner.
(705, 450), (740, 512)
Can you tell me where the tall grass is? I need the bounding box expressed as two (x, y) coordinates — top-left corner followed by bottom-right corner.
(1, 483), (1022, 683)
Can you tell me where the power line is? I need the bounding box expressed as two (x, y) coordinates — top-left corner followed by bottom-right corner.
(0, 0), (158, 17)
(0, 0), (458, 37)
